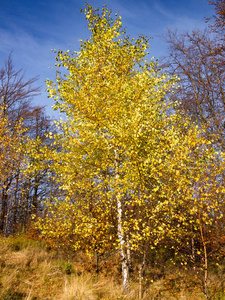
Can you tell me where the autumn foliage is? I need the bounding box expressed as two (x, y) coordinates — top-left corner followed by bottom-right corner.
(30, 4), (225, 296)
(0, 2), (225, 298)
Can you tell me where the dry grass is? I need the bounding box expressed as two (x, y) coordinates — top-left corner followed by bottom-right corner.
(1, 236), (225, 299)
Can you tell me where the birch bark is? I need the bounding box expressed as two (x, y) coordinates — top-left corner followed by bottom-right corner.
(114, 149), (129, 293)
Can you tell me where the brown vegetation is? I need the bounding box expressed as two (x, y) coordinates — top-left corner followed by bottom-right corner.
(1, 235), (225, 299)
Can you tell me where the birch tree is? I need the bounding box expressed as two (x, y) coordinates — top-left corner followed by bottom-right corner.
(37, 4), (223, 292)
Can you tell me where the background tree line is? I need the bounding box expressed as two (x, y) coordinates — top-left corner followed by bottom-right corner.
(163, 0), (225, 151)
(0, 54), (59, 235)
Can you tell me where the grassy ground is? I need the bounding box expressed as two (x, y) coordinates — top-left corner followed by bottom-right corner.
(0, 236), (225, 299)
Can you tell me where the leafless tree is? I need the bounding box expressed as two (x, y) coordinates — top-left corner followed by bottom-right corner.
(163, 22), (224, 150)
(0, 54), (58, 235)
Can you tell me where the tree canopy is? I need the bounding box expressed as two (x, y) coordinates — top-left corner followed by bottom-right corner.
(30, 5), (225, 294)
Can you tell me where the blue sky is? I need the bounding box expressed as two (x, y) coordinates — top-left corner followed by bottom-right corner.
(0, 0), (213, 118)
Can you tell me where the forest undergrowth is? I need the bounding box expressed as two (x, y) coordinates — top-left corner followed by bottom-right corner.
(1, 235), (225, 300)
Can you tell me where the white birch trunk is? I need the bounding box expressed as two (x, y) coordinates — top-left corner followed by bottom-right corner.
(114, 149), (129, 293)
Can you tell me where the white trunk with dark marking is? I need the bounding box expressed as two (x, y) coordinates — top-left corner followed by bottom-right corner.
(114, 149), (129, 293)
